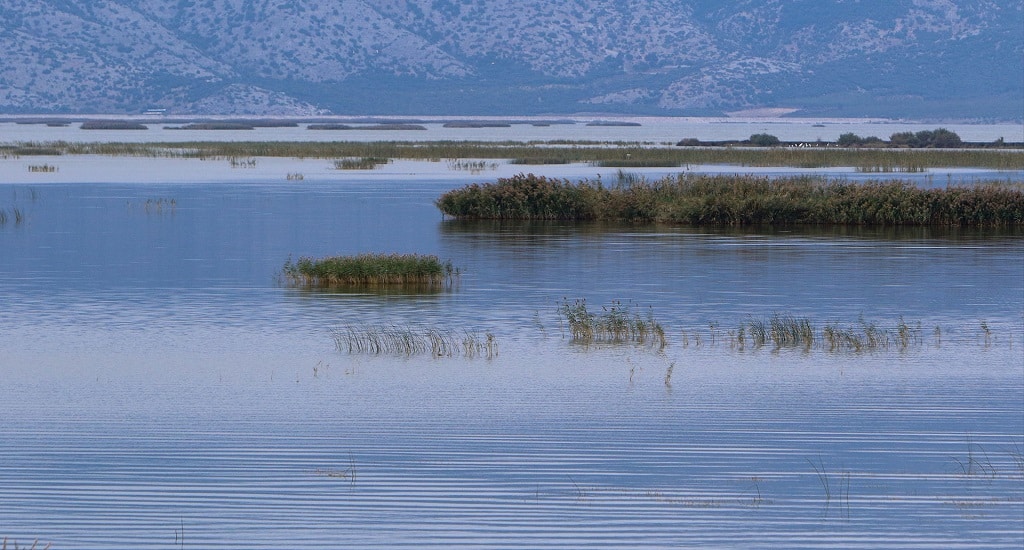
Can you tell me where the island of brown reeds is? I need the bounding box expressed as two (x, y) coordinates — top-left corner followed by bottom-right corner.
(281, 253), (457, 288)
(436, 173), (1024, 226)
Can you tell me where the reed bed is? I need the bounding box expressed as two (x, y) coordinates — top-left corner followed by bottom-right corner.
(552, 301), (1005, 354)
(26, 141), (1024, 170)
(7, 146), (62, 156)
(734, 314), (922, 352)
(334, 157), (391, 170)
(332, 325), (497, 358)
(436, 173), (1024, 226)
(281, 253), (457, 288)
(447, 159), (499, 173)
(558, 298), (666, 349)
(80, 120), (148, 130)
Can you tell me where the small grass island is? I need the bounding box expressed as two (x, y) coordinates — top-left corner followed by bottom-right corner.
(282, 253), (458, 289)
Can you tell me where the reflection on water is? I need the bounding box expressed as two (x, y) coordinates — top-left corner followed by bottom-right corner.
(0, 179), (1021, 548)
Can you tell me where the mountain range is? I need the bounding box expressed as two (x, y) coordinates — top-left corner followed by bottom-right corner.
(1, 0), (1020, 119)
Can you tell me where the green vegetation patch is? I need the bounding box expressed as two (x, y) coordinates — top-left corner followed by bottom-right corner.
(282, 253), (458, 288)
(558, 298), (667, 348)
(436, 173), (1024, 226)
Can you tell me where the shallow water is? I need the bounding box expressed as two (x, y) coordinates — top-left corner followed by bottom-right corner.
(0, 176), (1021, 548)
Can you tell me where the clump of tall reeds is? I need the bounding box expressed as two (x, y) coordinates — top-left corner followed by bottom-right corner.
(558, 298), (666, 348)
(447, 159), (499, 173)
(332, 325), (496, 358)
(229, 157), (257, 168)
(737, 314), (816, 351)
(436, 173), (1024, 226)
(281, 253), (458, 288)
(733, 314), (922, 353)
(334, 157), (391, 170)
(9, 146), (62, 156)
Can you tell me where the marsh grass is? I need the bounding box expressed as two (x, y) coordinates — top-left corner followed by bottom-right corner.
(32, 141), (1024, 170)
(9, 146), (62, 156)
(228, 157), (257, 168)
(80, 120), (147, 130)
(333, 325), (496, 358)
(334, 157), (391, 170)
(437, 173), (1024, 226)
(558, 298), (666, 349)
(447, 159), (499, 173)
(281, 253), (457, 289)
(731, 314), (923, 353)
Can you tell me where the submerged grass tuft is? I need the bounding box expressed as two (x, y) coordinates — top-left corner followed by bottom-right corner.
(558, 298), (666, 349)
(282, 253), (458, 289)
(333, 325), (496, 358)
(334, 157), (391, 170)
(728, 314), (928, 353)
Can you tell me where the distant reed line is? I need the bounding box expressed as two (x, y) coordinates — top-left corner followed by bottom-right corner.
(436, 173), (1024, 226)
(4, 141), (1022, 170)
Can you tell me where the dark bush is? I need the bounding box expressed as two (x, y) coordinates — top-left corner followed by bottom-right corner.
(749, 133), (781, 147)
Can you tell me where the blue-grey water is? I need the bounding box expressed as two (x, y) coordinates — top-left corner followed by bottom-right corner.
(1, 177), (1022, 548)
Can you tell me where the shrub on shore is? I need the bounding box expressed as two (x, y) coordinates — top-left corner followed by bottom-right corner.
(436, 173), (1024, 226)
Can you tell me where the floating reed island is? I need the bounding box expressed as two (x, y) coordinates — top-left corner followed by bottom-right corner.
(281, 253), (458, 289)
(436, 173), (1024, 226)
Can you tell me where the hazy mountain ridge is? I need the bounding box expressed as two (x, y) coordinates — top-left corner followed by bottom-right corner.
(0, 0), (1019, 118)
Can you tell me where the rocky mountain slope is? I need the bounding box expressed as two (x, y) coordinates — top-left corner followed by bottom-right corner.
(0, 0), (1019, 119)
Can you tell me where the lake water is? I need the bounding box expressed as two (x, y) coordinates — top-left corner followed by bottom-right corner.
(1, 169), (1022, 547)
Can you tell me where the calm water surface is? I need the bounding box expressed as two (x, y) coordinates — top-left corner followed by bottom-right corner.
(0, 177), (1021, 548)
